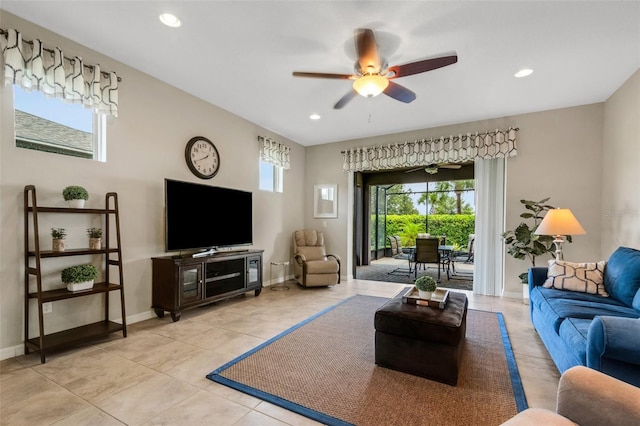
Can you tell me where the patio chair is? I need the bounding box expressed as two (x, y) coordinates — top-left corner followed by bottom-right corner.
(450, 234), (475, 277)
(412, 237), (442, 282)
(388, 235), (412, 275)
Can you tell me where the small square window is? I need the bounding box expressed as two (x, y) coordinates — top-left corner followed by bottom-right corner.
(13, 86), (106, 161)
(259, 160), (283, 193)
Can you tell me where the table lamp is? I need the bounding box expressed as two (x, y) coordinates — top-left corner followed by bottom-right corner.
(534, 208), (586, 260)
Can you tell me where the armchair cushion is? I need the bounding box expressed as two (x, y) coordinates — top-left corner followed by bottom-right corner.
(296, 246), (327, 262)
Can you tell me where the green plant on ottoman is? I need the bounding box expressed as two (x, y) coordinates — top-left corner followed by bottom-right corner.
(415, 275), (438, 299)
(62, 264), (99, 292)
(62, 186), (89, 208)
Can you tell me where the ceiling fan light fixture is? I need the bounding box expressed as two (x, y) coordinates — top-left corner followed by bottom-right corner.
(353, 74), (389, 98)
(514, 68), (533, 78)
(159, 13), (181, 28)
(425, 166), (438, 174)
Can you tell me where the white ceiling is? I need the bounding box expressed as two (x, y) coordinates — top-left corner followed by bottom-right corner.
(3, 1), (639, 146)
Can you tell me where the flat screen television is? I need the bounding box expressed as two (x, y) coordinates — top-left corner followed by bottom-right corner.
(165, 179), (253, 252)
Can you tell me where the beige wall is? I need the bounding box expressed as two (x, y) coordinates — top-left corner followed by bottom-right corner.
(0, 12), (305, 357)
(306, 103), (606, 297)
(601, 69), (640, 254)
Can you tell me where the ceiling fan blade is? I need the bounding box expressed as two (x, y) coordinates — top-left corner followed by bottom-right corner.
(404, 167), (424, 173)
(292, 71), (355, 80)
(388, 54), (458, 79)
(334, 90), (358, 109)
(355, 28), (381, 73)
(383, 81), (416, 103)
(440, 164), (462, 169)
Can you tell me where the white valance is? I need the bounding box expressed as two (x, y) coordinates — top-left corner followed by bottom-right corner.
(259, 136), (290, 170)
(342, 127), (518, 172)
(1, 28), (120, 117)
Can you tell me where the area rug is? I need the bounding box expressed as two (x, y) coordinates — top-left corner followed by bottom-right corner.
(356, 263), (473, 291)
(207, 294), (527, 426)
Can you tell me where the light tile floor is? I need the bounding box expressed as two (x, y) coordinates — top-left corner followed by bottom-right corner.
(0, 279), (559, 425)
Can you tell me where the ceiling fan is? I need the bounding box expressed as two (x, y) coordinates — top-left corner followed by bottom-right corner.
(292, 28), (458, 109)
(406, 163), (462, 174)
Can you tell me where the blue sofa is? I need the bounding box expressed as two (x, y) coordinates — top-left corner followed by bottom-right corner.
(528, 246), (640, 387)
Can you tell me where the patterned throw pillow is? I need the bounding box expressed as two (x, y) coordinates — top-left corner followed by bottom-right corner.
(543, 260), (609, 296)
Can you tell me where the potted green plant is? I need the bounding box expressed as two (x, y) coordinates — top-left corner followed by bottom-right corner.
(87, 227), (102, 250)
(62, 186), (89, 208)
(61, 264), (99, 292)
(502, 198), (571, 283)
(415, 275), (438, 300)
(51, 227), (67, 252)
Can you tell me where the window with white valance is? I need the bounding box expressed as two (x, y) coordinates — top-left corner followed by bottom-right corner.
(1, 28), (120, 116)
(342, 127), (518, 172)
(259, 136), (291, 170)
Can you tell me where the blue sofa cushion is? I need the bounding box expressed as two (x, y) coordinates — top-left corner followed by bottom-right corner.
(559, 317), (591, 364)
(531, 287), (638, 334)
(604, 247), (640, 308)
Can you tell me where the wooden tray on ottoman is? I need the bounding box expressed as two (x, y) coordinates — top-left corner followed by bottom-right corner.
(402, 287), (449, 309)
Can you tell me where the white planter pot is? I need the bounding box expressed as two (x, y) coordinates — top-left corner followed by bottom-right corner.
(418, 290), (433, 300)
(67, 199), (85, 208)
(522, 283), (530, 305)
(67, 279), (94, 292)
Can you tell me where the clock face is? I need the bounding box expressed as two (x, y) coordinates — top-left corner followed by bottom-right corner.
(185, 136), (220, 179)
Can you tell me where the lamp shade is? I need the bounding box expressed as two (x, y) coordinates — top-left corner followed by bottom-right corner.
(535, 208), (586, 236)
(352, 75), (389, 97)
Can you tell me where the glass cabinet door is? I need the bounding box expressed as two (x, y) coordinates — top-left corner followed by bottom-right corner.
(246, 256), (261, 288)
(179, 264), (202, 306)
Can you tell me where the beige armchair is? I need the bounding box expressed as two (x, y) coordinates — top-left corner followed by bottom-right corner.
(501, 366), (640, 425)
(293, 229), (341, 287)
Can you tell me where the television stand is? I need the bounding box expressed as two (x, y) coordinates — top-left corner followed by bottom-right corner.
(152, 250), (263, 321)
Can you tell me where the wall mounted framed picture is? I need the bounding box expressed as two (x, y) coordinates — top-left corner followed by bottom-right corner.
(314, 184), (338, 218)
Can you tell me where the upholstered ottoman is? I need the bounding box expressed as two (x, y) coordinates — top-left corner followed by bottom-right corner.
(374, 290), (468, 385)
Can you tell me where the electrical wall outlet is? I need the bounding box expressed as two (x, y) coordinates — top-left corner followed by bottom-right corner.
(42, 302), (52, 314)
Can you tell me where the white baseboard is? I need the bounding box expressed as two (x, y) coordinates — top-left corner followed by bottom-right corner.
(0, 344), (24, 360)
(1, 309), (156, 361)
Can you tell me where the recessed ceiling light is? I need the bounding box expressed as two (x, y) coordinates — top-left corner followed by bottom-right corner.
(309, 114), (321, 120)
(514, 68), (533, 78)
(159, 13), (181, 28)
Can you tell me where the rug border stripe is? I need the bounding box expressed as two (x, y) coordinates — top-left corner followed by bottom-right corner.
(497, 312), (529, 411)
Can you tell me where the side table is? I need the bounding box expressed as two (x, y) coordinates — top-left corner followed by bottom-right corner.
(270, 260), (290, 291)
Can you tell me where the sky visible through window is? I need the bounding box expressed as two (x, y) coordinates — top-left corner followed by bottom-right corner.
(404, 182), (475, 214)
(14, 87), (92, 132)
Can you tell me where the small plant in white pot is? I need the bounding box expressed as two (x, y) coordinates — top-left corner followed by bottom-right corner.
(87, 227), (102, 250)
(415, 275), (438, 300)
(62, 186), (89, 208)
(61, 264), (99, 292)
(51, 228), (67, 252)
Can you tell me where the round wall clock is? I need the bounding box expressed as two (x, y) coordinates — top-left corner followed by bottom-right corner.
(185, 136), (220, 179)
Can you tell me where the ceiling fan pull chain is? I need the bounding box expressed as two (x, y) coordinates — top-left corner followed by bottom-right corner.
(368, 98), (373, 123)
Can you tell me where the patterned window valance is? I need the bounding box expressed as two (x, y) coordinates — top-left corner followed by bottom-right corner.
(1, 28), (120, 117)
(259, 136), (291, 170)
(342, 127), (518, 172)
